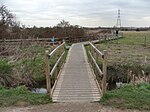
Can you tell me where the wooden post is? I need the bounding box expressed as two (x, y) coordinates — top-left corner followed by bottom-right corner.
(144, 36), (147, 46)
(133, 74), (135, 85)
(45, 50), (51, 97)
(102, 50), (107, 96)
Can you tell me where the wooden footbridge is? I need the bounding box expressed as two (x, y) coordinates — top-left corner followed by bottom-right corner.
(45, 34), (123, 102)
(53, 43), (103, 102)
(45, 40), (109, 102)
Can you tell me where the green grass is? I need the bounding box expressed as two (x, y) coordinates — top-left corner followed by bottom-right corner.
(0, 43), (68, 87)
(109, 31), (150, 45)
(20, 58), (45, 82)
(0, 45), (57, 87)
(0, 60), (12, 74)
(0, 60), (14, 87)
(123, 31), (150, 45)
(100, 82), (150, 110)
(0, 45), (48, 87)
(0, 86), (51, 107)
(0, 44), (68, 107)
(86, 32), (150, 110)
(92, 31), (150, 82)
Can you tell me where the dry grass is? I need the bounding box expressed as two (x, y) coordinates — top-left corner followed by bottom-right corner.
(95, 31), (150, 83)
(96, 31), (150, 65)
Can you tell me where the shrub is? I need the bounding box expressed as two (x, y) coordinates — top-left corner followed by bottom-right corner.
(0, 60), (14, 87)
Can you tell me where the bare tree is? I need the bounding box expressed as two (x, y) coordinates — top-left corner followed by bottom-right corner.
(57, 20), (70, 28)
(0, 5), (20, 39)
(0, 5), (16, 27)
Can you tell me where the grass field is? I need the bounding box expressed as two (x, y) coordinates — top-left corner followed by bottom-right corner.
(116, 31), (150, 45)
(100, 82), (150, 110)
(99, 31), (150, 110)
(94, 31), (150, 82)
(97, 31), (150, 65)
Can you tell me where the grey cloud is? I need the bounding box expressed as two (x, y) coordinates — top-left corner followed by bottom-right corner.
(2, 0), (150, 27)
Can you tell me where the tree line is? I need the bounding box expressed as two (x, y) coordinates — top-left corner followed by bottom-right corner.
(0, 5), (86, 40)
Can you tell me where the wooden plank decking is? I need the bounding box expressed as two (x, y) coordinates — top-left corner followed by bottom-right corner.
(52, 43), (101, 102)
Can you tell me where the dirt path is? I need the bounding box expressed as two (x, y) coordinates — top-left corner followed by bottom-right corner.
(0, 103), (146, 112)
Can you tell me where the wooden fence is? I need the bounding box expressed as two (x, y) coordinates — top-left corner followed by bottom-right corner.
(0, 38), (61, 47)
(45, 42), (66, 97)
(0, 32), (123, 46)
(87, 42), (107, 96)
(98, 32), (123, 42)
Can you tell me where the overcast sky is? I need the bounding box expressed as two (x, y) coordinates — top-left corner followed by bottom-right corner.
(1, 0), (150, 27)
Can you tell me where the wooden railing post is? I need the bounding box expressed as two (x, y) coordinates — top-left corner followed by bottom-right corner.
(45, 50), (51, 97)
(102, 50), (107, 96)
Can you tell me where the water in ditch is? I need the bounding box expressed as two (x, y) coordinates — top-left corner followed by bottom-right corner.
(31, 88), (47, 94)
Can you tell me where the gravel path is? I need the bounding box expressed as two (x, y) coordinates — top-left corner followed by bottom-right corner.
(0, 103), (146, 112)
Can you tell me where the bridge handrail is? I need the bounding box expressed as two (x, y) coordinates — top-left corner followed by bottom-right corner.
(45, 42), (66, 97)
(49, 42), (65, 57)
(87, 42), (107, 96)
(89, 42), (104, 57)
(88, 51), (103, 76)
(50, 51), (65, 77)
